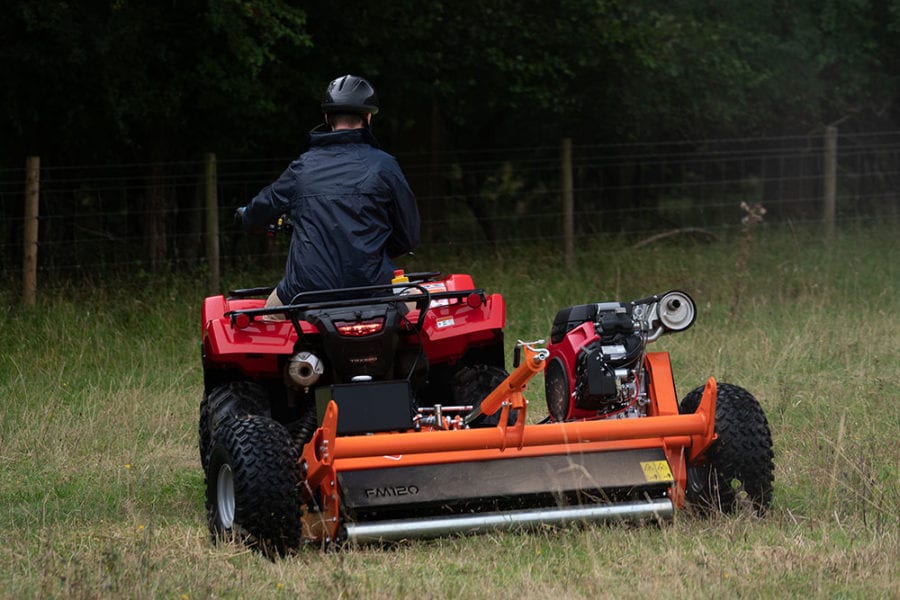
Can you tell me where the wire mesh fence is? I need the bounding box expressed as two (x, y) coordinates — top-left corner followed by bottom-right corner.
(2, 130), (898, 285)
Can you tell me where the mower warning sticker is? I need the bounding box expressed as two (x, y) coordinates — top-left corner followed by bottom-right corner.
(640, 460), (673, 482)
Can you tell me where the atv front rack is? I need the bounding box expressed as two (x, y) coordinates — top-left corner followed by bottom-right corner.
(299, 344), (719, 544)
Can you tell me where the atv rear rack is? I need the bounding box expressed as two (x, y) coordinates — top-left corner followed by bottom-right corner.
(224, 283), (489, 333)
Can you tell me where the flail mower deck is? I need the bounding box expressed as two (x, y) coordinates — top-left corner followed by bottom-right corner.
(199, 273), (774, 553)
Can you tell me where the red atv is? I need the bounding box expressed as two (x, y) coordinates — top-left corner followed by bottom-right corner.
(199, 277), (774, 554)
(200, 272), (512, 550)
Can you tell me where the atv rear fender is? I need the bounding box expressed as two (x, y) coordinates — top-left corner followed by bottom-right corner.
(414, 292), (505, 364)
(202, 295), (297, 378)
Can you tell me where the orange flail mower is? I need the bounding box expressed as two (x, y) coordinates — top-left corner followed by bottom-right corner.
(199, 273), (773, 553)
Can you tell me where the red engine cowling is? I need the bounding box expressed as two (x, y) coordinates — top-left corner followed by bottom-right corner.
(544, 302), (645, 421)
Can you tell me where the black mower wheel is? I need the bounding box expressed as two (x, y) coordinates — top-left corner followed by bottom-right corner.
(452, 364), (518, 427)
(206, 415), (301, 556)
(199, 381), (271, 472)
(679, 383), (774, 515)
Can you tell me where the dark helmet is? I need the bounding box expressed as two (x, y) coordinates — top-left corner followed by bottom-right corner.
(321, 74), (379, 115)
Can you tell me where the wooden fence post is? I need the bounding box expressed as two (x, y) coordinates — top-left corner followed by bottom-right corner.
(823, 126), (837, 241)
(561, 138), (574, 270)
(22, 156), (40, 306)
(205, 153), (220, 293)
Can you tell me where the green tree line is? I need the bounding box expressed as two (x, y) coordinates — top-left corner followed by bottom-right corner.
(4, 0), (898, 163)
(2, 0), (898, 263)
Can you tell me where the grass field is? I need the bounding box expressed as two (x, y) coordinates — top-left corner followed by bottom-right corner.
(1, 224), (898, 599)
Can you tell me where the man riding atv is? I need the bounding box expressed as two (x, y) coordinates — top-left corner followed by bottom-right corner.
(236, 74), (420, 310)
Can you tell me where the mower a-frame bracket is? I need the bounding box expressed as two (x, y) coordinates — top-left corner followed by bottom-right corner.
(686, 377), (718, 464)
(299, 400), (341, 543)
(303, 400), (339, 482)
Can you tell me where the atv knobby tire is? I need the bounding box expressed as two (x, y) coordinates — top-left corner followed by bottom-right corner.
(206, 415), (301, 555)
(680, 383), (774, 515)
(452, 364), (518, 427)
(199, 381), (271, 472)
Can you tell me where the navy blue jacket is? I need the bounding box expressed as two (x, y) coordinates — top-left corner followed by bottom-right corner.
(241, 128), (420, 303)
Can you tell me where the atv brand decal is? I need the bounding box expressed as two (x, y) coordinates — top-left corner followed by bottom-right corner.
(349, 356), (379, 365)
(365, 485), (420, 498)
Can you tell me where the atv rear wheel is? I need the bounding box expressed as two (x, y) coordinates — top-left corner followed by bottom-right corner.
(199, 381), (271, 472)
(452, 365), (518, 427)
(199, 393), (211, 471)
(206, 415), (301, 555)
(680, 383), (774, 515)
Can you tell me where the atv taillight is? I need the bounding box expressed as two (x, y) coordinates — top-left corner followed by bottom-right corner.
(335, 317), (385, 336)
(466, 293), (483, 309)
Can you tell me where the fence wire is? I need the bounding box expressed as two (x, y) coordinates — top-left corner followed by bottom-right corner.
(2, 131), (898, 280)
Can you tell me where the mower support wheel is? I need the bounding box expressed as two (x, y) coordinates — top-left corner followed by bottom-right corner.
(680, 383), (774, 515)
(206, 415), (301, 556)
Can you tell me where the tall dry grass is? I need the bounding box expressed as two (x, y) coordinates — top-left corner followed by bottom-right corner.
(1, 224), (897, 598)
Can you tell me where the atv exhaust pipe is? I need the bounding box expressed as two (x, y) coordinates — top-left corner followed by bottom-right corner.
(342, 498), (673, 543)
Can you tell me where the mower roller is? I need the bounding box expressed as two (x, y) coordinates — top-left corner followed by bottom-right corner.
(199, 273), (774, 553)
